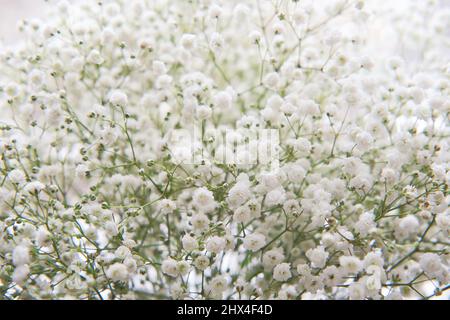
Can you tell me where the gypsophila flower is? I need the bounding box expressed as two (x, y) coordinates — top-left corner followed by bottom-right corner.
(273, 263), (292, 282)
(306, 246), (329, 269)
(191, 213), (210, 232)
(12, 265), (30, 286)
(181, 234), (197, 252)
(8, 169), (26, 185)
(340, 256), (363, 275)
(109, 90), (128, 106)
(205, 236), (226, 254)
(419, 253), (444, 278)
(192, 187), (217, 213)
(158, 199), (177, 214)
(194, 255), (210, 271)
(87, 49), (104, 65)
(106, 263), (129, 282)
(0, 0), (448, 301)
(262, 249), (285, 271)
(162, 258), (179, 278)
(243, 233), (266, 252)
(208, 275), (228, 297)
(12, 245), (30, 267)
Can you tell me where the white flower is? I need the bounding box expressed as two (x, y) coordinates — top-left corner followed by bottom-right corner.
(292, 8), (308, 25)
(419, 253), (443, 277)
(339, 256), (363, 274)
(5, 82), (19, 97)
(152, 60), (167, 75)
(263, 72), (280, 89)
(273, 263), (292, 282)
(387, 56), (404, 71)
(35, 227), (50, 246)
(124, 257), (137, 273)
(300, 99), (320, 116)
(29, 69), (45, 87)
(282, 199), (300, 214)
(227, 178), (251, 209)
(436, 213), (450, 233)
(24, 181), (45, 194)
(181, 234), (197, 251)
(320, 266), (343, 287)
(181, 33), (196, 50)
(208, 4), (223, 20)
(196, 105), (212, 120)
(99, 127), (118, 145)
(12, 265), (30, 285)
(249, 30), (261, 43)
(170, 282), (186, 299)
(105, 221), (119, 236)
(355, 131), (373, 151)
(9, 169), (26, 185)
(209, 275), (228, 296)
(395, 215), (420, 239)
(295, 138), (312, 154)
(191, 213), (210, 232)
(210, 32), (224, 53)
(234, 4), (250, 20)
(177, 261), (190, 276)
(114, 245), (131, 259)
(363, 251), (384, 269)
(109, 90), (128, 106)
(365, 265), (383, 292)
(87, 49), (104, 65)
(12, 245), (30, 267)
(263, 249), (285, 270)
(158, 199), (177, 214)
(194, 255), (210, 271)
(106, 263), (129, 282)
(205, 236), (226, 254)
(242, 233), (266, 252)
(212, 91), (232, 109)
(381, 167), (397, 184)
(75, 164), (90, 177)
(192, 188), (217, 213)
(162, 258), (179, 277)
(233, 205), (252, 224)
(348, 282), (366, 300)
(265, 188), (285, 207)
(355, 211), (376, 236)
(306, 246), (329, 269)
(285, 164), (306, 183)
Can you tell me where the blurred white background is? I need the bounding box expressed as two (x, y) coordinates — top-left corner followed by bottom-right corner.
(0, 0), (410, 46)
(0, 0), (445, 64)
(0, 0), (45, 44)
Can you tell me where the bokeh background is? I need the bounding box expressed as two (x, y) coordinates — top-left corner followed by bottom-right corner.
(1, 0), (448, 64)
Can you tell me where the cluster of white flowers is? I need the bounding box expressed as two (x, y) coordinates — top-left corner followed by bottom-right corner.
(0, 0), (448, 300)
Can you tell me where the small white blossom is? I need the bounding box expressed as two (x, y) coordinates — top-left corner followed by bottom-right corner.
(205, 236), (226, 254)
(243, 233), (266, 252)
(109, 90), (128, 106)
(306, 246), (329, 269)
(340, 256), (363, 274)
(106, 263), (129, 282)
(181, 234), (197, 251)
(162, 258), (179, 277)
(273, 263), (292, 282)
(12, 245), (30, 267)
(12, 265), (30, 285)
(192, 188), (217, 213)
